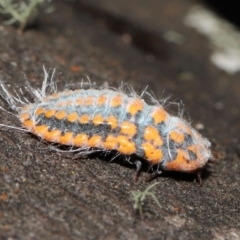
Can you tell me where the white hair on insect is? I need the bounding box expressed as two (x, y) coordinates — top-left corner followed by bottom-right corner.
(166, 132), (173, 160)
(144, 88), (172, 109)
(48, 144), (93, 154)
(0, 79), (25, 128)
(0, 87), (28, 132)
(0, 123), (29, 132)
(40, 66), (57, 100)
(139, 85), (149, 98)
(0, 66), (56, 133)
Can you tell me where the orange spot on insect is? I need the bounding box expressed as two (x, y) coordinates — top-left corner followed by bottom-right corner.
(97, 94), (107, 105)
(169, 130), (185, 144)
(104, 135), (118, 150)
(120, 121), (137, 138)
(62, 90), (72, 96)
(111, 94), (123, 107)
(57, 101), (65, 107)
(59, 132), (74, 145)
(117, 135), (136, 155)
(65, 100), (72, 106)
(44, 129), (61, 142)
(187, 145), (198, 158)
(55, 110), (67, 120)
(50, 93), (60, 98)
(35, 107), (45, 116)
(92, 114), (104, 126)
(22, 119), (34, 130)
(43, 97), (50, 101)
(35, 125), (49, 137)
(141, 142), (163, 164)
(45, 109), (56, 118)
(127, 99), (143, 115)
(79, 114), (90, 124)
(76, 97), (84, 105)
(151, 107), (168, 125)
(73, 134), (88, 147)
(107, 115), (118, 129)
(88, 135), (102, 147)
(74, 89), (83, 93)
(19, 113), (30, 122)
(85, 96), (94, 106)
(166, 149), (199, 172)
(22, 105), (31, 112)
(67, 112), (78, 122)
(144, 126), (163, 146)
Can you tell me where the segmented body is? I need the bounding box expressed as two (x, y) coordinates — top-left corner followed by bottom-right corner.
(19, 86), (211, 173)
(0, 68), (211, 176)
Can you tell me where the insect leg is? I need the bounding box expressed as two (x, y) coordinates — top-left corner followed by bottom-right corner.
(197, 171), (203, 187)
(134, 160), (142, 182)
(145, 170), (163, 182)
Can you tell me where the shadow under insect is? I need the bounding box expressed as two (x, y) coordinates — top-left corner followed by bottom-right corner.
(55, 146), (212, 185)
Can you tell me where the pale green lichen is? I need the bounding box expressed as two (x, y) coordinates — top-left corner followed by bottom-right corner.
(0, 0), (53, 31)
(131, 181), (161, 217)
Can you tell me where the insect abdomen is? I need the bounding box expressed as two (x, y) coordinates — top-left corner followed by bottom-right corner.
(19, 89), (170, 164)
(19, 87), (211, 171)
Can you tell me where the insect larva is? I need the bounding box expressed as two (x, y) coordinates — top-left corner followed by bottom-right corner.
(0, 68), (211, 183)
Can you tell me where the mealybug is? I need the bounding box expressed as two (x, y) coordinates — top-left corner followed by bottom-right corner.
(0, 68), (211, 183)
